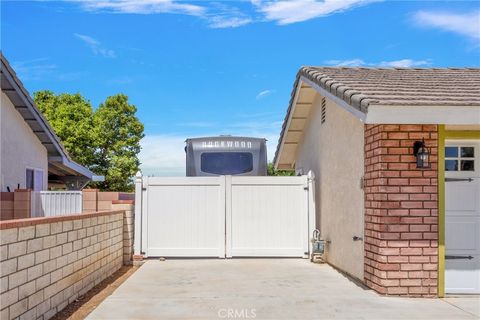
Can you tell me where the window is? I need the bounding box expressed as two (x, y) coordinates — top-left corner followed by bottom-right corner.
(26, 168), (44, 191)
(445, 146), (475, 172)
(26, 169), (34, 189)
(201, 152), (253, 175)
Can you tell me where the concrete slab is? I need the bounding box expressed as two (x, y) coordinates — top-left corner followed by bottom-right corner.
(87, 259), (478, 319)
(443, 296), (480, 318)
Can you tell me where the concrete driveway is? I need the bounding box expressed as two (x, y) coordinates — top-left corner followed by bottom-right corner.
(87, 259), (479, 320)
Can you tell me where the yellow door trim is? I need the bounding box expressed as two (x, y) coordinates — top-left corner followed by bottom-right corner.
(438, 127), (480, 297)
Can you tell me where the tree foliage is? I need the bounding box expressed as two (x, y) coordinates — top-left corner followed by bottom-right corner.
(267, 163), (295, 176)
(92, 94), (144, 191)
(34, 91), (144, 191)
(34, 91), (96, 166)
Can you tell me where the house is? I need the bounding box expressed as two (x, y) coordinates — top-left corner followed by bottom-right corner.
(1, 53), (99, 191)
(274, 67), (480, 296)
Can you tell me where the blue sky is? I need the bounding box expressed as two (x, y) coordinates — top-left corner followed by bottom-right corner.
(1, 0), (479, 176)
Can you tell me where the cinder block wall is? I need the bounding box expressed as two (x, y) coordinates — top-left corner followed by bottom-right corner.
(82, 189), (135, 213)
(0, 193), (14, 220)
(0, 210), (126, 319)
(111, 201), (134, 264)
(0, 190), (32, 221)
(364, 124), (439, 296)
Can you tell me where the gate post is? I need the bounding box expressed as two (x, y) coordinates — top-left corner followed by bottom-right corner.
(134, 171), (143, 257)
(307, 170), (316, 256)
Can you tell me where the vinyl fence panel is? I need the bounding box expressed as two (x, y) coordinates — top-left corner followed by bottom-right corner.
(32, 191), (83, 217)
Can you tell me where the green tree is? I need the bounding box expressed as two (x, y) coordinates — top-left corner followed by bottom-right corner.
(91, 94), (144, 191)
(267, 163), (295, 176)
(34, 91), (144, 191)
(34, 91), (96, 167)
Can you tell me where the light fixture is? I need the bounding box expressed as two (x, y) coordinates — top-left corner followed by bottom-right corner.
(413, 139), (430, 169)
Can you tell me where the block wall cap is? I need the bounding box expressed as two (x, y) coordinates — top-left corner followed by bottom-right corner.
(0, 210), (124, 230)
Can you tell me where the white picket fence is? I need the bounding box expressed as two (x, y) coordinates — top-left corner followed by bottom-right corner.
(31, 191), (83, 217)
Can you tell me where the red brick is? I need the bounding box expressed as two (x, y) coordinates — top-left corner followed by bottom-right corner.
(410, 225), (430, 232)
(388, 256), (409, 263)
(380, 279), (400, 287)
(401, 233), (423, 240)
(423, 248), (437, 255)
(388, 178), (409, 185)
(389, 132), (409, 139)
(409, 240), (431, 248)
(387, 225), (409, 232)
(410, 178), (431, 186)
(387, 241), (409, 247)
(409, 194), (431, 201)
(387, 271), (409, 279)
(400, 247), (422, 255)
(408, 271), (428, 278)
(400, 186), (423, 193)
(401, 264), (422, 271)
(400, 279), (422, 286)
(409, 256), (430, 263)
(401, 201), (424, 209)
(422, 264), (437, 271)
(386, 287), (408, 295)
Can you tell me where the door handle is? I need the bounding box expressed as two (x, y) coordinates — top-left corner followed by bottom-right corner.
(445, 178), (473, 182)
(445, 255), (474, 260)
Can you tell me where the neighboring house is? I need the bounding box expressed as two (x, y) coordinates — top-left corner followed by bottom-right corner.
(1, 53), (99, 191)
(274, 67), (480, 296)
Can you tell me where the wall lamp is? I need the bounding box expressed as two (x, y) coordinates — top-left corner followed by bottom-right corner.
(413, 139), (430, 169)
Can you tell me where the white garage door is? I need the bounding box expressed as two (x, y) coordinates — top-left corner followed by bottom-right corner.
(135, 175), (315, 258)
(445, 141), (480, 294)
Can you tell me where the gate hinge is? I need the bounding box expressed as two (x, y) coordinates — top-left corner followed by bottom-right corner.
(142, 187), (147, 191)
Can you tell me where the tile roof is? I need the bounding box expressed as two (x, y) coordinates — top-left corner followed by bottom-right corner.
(300, 66), (480, 112)
(274, 66), (480, 167)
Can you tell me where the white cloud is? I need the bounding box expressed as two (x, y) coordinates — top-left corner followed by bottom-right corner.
(12, 58), (57, 81)
(324, 59), (365, 67)
(80, 0), (205, 16)
(12, 58), (84, 82)
(325, 58), (432, 68)
(208, 16), (252, 28)
(77, 0), (252, 29)
(139, 135), (187, 177)
(256, 89), (274, 99)
(413, 10), (480, 41)
(253, 0), (377, 25)
(378, 59), (431, 68)
(74, 33), (116, 58)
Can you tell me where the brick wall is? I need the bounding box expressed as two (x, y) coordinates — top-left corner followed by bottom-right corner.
(364, 124), (438, 296)
(0, 210), (126, 319)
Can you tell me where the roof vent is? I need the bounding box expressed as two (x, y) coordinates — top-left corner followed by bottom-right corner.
(321, 98), (326, 124)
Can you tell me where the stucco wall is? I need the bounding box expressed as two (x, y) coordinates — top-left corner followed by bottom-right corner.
(1, 92), (48, 191)
(296, 95), (365, 280)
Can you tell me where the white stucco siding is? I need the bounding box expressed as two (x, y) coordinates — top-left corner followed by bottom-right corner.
(296, 95), (365, 280)
(1, 92), (48, 191)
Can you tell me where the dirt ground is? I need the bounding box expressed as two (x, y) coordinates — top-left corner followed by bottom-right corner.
(51, 265), (138, 320)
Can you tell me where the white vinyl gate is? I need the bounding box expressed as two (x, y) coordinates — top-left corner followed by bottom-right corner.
(134, 173), (315, 258)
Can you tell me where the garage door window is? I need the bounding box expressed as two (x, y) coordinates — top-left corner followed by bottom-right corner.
(445, 146), (475, 172)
